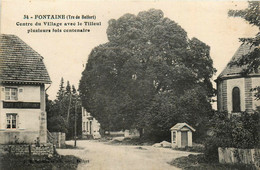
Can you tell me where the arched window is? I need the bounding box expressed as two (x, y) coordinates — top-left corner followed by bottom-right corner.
(232, 87), (241, 112)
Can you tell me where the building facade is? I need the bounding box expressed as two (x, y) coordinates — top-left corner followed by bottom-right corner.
(82, 107), (101, 139)
(216, 43), (260, 114)
(0, 34), (51, 144)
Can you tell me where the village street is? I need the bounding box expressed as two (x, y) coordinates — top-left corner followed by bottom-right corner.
(57, 140), (196, 170)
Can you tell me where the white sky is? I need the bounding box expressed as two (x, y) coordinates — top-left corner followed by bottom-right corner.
(1, 0), (258, 104)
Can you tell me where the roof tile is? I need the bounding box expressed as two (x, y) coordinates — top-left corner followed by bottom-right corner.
(217, 43), (260, 80)
(0, 34), (51, 84)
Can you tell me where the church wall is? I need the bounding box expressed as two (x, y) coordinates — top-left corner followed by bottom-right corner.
(217, 80), (227, 112)
(245, 78), (253, 113)
(217, 81), (222, 111)
(252, 77), (260, 110)
(226, 78), (245, 113)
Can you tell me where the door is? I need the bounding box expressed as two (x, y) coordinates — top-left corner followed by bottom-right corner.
(89, 121), (92, 135)
(181, 131), (188, 147)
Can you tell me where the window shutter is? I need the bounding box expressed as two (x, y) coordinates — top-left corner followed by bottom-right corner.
(1, 87), (5, 100)
(17, 114), (19, 129)
(18, 88), (23, 101)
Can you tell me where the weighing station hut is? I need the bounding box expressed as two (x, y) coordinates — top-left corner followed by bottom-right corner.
(170, 123), (195, 148)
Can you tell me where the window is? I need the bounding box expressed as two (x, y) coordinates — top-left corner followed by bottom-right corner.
(232, 87), (241, 112)
(83, 122), (86, 131)
(6, 114), (17, 129)
(5, 87), (18, 100)
(172, 131), (176, 143)
(90, 121), (92, 134)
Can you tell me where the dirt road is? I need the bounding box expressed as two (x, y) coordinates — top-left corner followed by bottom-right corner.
(57, 140), (196, 170)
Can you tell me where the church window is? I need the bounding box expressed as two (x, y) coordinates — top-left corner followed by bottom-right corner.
(232, 87), (241, 112)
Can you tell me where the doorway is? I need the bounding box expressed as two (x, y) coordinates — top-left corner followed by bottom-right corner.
(181, 131), (188, 147)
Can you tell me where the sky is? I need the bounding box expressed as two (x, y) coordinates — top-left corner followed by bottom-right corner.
(0, 0), (258, 103)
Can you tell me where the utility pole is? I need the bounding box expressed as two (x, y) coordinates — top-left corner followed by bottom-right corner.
(67, 92), (72, 123)
(74, 97), (77, 147)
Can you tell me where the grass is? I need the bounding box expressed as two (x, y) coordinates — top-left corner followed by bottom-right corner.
(0, 154), (87, 170)
(169, 154), (257, 170)
(172, 144), (205, 153)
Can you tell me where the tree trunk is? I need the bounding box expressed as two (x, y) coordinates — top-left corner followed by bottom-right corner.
(139, 128), (144, 139)
(67, 93), (72, 123)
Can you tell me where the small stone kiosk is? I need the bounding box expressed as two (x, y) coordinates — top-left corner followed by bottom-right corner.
(170, 123), (195, 148)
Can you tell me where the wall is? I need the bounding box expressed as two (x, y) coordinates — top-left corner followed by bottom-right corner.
(218, 77), (260, 114)
(50, 132), (66, 148)
(0, 85), (41, 131)
(0, 84), (46, 144)
(124, 129), (140, 138)
(0, 109), (40, 131)
(217, 80), (227, 112)
(39, 84), (47, 144)
(252, 77), (260, 110)
(188, 131), (192, 147)
(0, 144), (54, 156)
(226, 78), (245, 113)
(0, 85), (40, 102)
(0, 131), (39, 144)
(177, 131), (182, 148)
(17, 85), (40, 102)
(171, 130), (180, 148)
(218, 147), (260, 168)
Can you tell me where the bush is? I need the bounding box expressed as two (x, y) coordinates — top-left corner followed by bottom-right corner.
(204, 137), (222, 162)
(204, 111), (260, 162)
(0, 154), (84, 170)
(173, 144), (205, 153)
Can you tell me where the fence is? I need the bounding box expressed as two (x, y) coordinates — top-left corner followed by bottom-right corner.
(0, 144), (54, 156)
(218, 147), (260, 168)
(50, 132), (66, 148)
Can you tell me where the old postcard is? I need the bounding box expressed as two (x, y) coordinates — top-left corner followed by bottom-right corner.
(0, 0), (259, 169)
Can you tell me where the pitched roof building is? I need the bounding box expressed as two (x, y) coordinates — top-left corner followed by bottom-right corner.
(216, 43), (260, 113)
(0, 34), (51, 144)
(0, 34), (51, 84)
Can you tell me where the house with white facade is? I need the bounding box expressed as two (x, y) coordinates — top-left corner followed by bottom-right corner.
(82, 107), (101, 139)
(215, 43), (260, 114)
(0, 34), (51, 144)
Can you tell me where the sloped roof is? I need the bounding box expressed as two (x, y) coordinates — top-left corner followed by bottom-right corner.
(217, 43), (260, 80)
(0, 34), (51, 84)
(170, 123), (195, 131)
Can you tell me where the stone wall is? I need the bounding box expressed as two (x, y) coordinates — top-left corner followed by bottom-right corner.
(0, 144), (54, 156)
(0, 131), (39, 144)
(218, 147), (260, 168)
(124, 129), (140, 138)
(50, 132), (66, 148)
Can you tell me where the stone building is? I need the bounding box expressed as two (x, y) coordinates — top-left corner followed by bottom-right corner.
(82, 107), (101, 139)
(170, 123), (195, 148)
(215, 43), (260, 114)
(0, 34), (51, 144)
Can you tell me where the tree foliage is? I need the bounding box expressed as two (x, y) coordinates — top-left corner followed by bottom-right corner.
(228, 2), (260, 99)
(79, 9), (216, 141)
(47, 78), (82, 139)
(204, 109), (260, 162)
